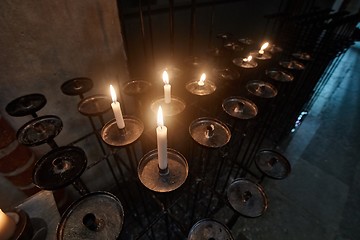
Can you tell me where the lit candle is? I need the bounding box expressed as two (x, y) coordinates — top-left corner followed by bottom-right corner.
(110, 85), (125, 129)
(156, 106), (168, 170)
(242, 55), (252, 63)
(0, 209), (16, 240)
(197, 73), (206, 86)
(258, 42), (269, 55)
(162, 71), (171, 104)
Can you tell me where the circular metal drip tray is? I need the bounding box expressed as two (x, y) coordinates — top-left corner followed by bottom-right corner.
(57, 191), (124, 240)
(17, 115), (63, 146)
(188, 219), (234, 240)
(227, 178), (268, 217)
(279, 60), (305, 70)
(266, 69), (294, 82)
(222, 96), (258, 119)
(101, 116), (144, 147)
(292, 52), (312, 61)
(150, 97), (186, 117)
(189, 117), (231, 148)
(61, 78), (93, 96)
(138, 148), (188, 192)
(250, 51), (272, 60)
(185, 80), (216, 96)
(6, 93), (47, 117)
(78, 95), (111, 116)
(246, 80), (278, 98)
(255, 149), (291, 179)
(233, 58), (258, 69)
(33, 146), (87, 190)
(212, 68), (240, 81)
(237, 38), (253, 45)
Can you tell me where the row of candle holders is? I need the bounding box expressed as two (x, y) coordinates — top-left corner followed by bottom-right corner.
(3, 38), (302, 239)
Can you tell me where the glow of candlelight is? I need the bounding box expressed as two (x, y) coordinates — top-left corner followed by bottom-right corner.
(157, 106), (164, 127)
(198, 73), (206, 86)
(162, 71), (169, 85)
(259, 42), (269, 55)
(243, 55), (252, 62)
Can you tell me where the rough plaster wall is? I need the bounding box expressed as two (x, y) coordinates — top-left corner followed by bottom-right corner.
(0, 0), (129, 147)
(0, 0), (130, 198)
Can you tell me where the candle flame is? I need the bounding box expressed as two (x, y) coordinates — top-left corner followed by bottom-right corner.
(259, 42), (269, 54)
(110, 85), (117, 102)
(162, 71), (169, 85)
(157, 106), (164, 127)
(243, 55), (252, 62)
(198, 73), (206, 86)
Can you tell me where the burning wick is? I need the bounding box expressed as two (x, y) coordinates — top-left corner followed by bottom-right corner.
(242, 55), (252, 64)
(258, 42), (269, 55)
(197, 73), (206, 86)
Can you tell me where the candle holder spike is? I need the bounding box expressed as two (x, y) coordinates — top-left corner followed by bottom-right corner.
(266, 69), (294, 82)
(222, 96), (258, 119)
(246, 80), (278, 98)
(189, 118), (231, 148)
(138, 148), (188, 192)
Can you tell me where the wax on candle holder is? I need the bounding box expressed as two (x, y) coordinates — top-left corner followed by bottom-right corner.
(162, 71), (171, 104)
(110, 85), (125, 129)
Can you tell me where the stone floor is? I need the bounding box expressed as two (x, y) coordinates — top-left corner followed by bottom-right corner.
(1, 42), (359, 239)
(231, 41), (360, 240)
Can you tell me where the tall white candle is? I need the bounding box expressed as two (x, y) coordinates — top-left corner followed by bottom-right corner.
(162, 71), (171, 103)
(110, 85), (125, 129)
(0, 209), (16, 240)
(156, 106), (168, 170)
(197, 73), (206, 86)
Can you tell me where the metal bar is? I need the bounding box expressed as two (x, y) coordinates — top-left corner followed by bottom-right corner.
(169, 0), (175, 57)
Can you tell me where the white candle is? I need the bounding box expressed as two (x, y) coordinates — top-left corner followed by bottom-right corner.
(258, 42), (269, 55)
(0, 209), (16, 240)
(110, 85), (125, 129)
(197, 73), (206, 86)
(162, 71), (171, 103)
(156, 106), (168, 170)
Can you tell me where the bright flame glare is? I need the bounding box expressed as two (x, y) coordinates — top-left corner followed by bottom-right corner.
(110, 85), (117, 102)
(162, 71), (169, 84)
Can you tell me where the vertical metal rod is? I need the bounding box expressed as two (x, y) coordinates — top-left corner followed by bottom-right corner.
(47, 139), (59, 149)
(169, 0), (175, 57)
(72, 178), (90, 196)
(31, 112), (38, 118)
(189, 0), (196, 55)
(98, 115), (105, 126)
(208, 4), (215, 48)
(138, 0), (148, 61)
(146, 0), (155, 66)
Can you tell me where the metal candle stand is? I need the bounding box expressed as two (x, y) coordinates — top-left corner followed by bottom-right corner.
(56, 191), (124, 240)
(188, 117), (231, 223)
(32, 146), (90, 196)
(6, 93), (47, 118)
(188, 218), (234, 240)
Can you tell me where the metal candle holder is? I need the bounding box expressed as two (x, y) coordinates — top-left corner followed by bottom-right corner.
(222, 96), (258, 120)
(279, 60), (305, 70)
(56, 191), (124, 240)
(16, 115), (63, 149)
(227, 178), (268, 218)
(232, 57), (258, 68)
(292, 52), (312, 61)
(150, 97), (186, 117)
(138, 148), (188, 192)
(188, 219), (234, 240)
(32, 146), (89, 196)
(250, 50), (272, 60)
(77, 94), (112, 123)
(265, 69), (295, 82)
(101, 116), (144, 147)
(185, 79), (217, 96)
(60, 77), (93, 99)
(246, 80), (278, 98)
(6, 93), (47, 118)
(255, 149), (291, 181)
